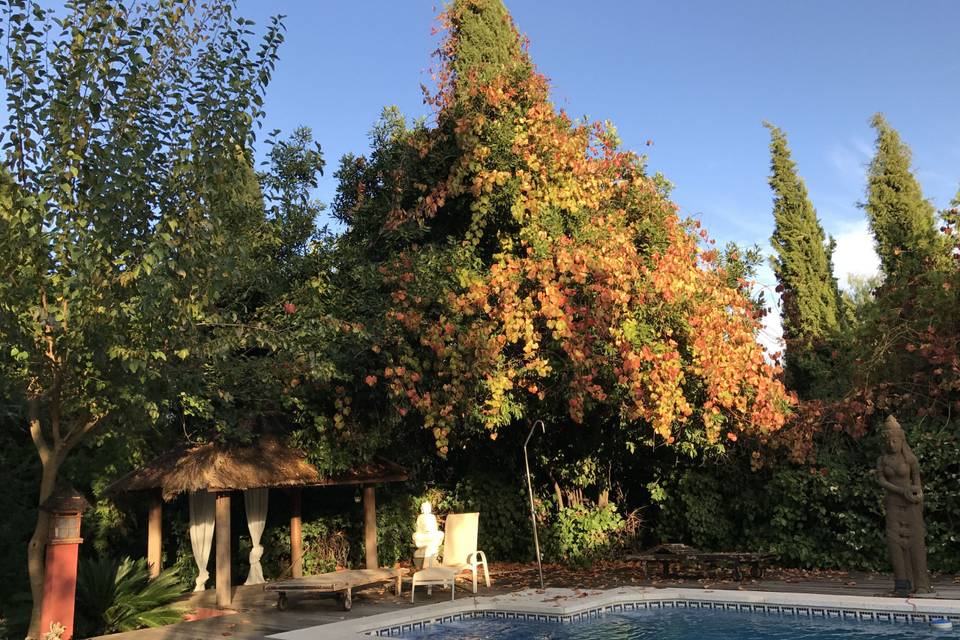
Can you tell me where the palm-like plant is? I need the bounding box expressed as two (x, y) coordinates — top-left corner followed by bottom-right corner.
(76, 557), (185, 637)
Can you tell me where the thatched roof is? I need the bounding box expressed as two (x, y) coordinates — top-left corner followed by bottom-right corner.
(105, 437), (408, 501)
(41, 485), (92, 514)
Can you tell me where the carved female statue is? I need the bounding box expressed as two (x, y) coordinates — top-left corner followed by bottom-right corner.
(875, 415), (931, 596)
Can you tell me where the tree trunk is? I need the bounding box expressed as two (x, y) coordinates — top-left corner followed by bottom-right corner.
(27, 450), (64, 639)
(598, 488), (609, 508)
(565, 487), (583, 508)
(548, 474), (564, 510)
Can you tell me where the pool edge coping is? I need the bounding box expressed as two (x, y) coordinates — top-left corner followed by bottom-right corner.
(268, 587), (960, 639)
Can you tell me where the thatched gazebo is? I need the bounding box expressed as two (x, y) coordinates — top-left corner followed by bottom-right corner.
(106, 436), (408, 607)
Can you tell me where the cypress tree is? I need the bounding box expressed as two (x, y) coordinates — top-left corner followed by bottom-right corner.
(448, 0), (530, 94)
(862, 114), (946, 283)
(765, 122), (842, 398)
(852, 116), (955, 403)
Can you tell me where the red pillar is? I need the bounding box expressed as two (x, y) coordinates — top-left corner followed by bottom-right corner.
(39, 542), (80, 640)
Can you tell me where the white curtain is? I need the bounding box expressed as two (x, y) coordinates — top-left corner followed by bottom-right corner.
(188, 490), (216, 592)
(243, 488), (269, 585)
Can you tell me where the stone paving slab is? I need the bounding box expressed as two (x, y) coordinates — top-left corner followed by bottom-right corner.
(91, 565), (960, 640)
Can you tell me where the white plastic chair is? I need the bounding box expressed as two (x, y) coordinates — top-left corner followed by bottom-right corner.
(410, 566), (457, 603)
(438, 512), (490, 593)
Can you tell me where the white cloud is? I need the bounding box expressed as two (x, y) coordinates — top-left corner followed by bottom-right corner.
(830, 219), (880, 288)
(751, 221), (881, 358)
(758, 300), (784, 357)
(752, 262), (784, 357)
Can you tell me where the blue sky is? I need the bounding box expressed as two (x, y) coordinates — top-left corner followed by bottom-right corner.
(238, 1), (959, 349)
(8, 1), (960, 349)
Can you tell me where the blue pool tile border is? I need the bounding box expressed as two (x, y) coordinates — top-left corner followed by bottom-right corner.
(371, 598), (960, 636)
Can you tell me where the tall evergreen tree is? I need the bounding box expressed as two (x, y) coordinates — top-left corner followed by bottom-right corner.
(847, 116), (957, 411)
(862, 114), (947, 282)
(765, 123), (841, 398)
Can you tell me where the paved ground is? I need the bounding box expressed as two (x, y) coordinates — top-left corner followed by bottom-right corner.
(93, 563), (960, 640)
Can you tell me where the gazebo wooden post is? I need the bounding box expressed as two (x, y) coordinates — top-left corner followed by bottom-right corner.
(215, 492), (232, 607)
(146, 491), (162, 578)
(289, 488), (303, 579)
(363, 484), (378, 569)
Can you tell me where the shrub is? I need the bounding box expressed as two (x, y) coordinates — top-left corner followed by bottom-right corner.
(543, 503), (625, 566)
(650, 419), (960, 573)
(261, 516), (352, 577)
(357, 475), (535, 567)
(75, 556), (184, 637)
(437, 475), (534, 561)
(373, 497), (420, 567)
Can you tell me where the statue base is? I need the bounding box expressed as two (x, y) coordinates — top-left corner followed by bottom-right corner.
(892, 579), (912, 598)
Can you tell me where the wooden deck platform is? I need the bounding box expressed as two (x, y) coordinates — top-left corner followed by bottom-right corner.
(92, 563), (960, 640)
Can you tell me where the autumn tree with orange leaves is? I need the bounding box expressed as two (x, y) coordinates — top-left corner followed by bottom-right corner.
(330, 0), (792, 462)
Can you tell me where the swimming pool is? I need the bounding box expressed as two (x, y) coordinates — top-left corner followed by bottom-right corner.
(401, 607), (949, 639)
(268, 587), (960, 640)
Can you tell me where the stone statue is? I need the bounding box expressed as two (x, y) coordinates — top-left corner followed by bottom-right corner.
(412, 502), (444, 569)
(875, 415), (932, 596)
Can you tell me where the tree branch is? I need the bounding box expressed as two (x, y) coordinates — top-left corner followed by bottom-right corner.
(64, 412), (105, 451)
(27, 394), (50, 465)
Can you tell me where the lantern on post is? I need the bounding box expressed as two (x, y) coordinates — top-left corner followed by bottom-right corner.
(39, 486), (90, 640)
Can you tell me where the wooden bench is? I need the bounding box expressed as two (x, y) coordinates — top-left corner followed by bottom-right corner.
(627, 543), (775, 581)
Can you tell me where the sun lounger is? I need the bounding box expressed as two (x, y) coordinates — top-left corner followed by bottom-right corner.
(264, 567), (407, 611)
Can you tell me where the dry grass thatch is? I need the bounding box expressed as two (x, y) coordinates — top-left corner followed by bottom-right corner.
(105, 437), (407, 501)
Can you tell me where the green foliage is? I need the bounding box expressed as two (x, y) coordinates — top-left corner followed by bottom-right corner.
(653, 453), (885, 569)
(862, 114), (947, 282)
(0, 0), (954, 608)
(0, 592), (30, 640)
(0, 0), (286, 630)
(543, 503), (625, 567)
(761, 456), (885, 569)
(164, 518), (201, 592)
(75, 557), (184, 637)
(652, 468), (736, 551)
(840, 116), (958, 420)
(0, 424), (35, 617)
(261, 517), (351, 577)
(438, 474), (534, 561)
(358, 477), (534, 567)
(174, 124), (336, 447)
(652, 418), (960, 572)
(908, 425), (960, 571)
(765, 123), (843, 399)
(446, 0), (530, 105)
(367, 498), (416, 568)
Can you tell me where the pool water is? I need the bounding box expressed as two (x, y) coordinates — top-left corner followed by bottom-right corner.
(401, 608), (950, 639)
